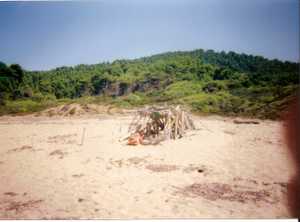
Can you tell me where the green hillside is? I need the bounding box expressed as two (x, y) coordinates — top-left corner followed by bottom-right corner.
(0, 49), (299, 119)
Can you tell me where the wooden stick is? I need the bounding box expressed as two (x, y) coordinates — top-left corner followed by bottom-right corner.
(181, 111), (185, 135)
(174, 113), (178, 139)
(167, 111), (171, 139)
(80, 127), (86, 146)
(184, 114), (190, 129)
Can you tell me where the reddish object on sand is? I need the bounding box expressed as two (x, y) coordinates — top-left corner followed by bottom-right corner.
(127, 133), (144, 145)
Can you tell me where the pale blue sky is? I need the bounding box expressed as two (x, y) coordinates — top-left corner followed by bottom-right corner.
(0, 0), (299, 70)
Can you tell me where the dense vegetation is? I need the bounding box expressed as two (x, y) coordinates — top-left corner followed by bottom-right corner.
(0, 49), (299, 118)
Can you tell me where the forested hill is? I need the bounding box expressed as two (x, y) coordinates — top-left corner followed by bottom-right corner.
(0, 49), (299, 119)
(139, 49), (299, 84)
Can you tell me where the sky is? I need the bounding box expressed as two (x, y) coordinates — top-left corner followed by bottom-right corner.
(0, 0), (299, 71)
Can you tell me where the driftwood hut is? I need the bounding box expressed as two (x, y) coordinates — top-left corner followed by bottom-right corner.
(126, 105), (195, 145)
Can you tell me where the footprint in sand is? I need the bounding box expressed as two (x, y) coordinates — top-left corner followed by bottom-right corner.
(182, 164), (211, 175)
(109, 156), (149, 168)
(72, 174), (84, 178)
(49, 150), (67, 159)
(262, 182), (271, 186)
(47, 134), (78, 144)
(7, 145), (33, 154)
(145, 164), (179, 172)
(223, 130), (236, 135)
(3, 192), (18, 197)
(78, 198), (85, 203)
(233, 177), (288, 192)
(4, 199), (44, 213)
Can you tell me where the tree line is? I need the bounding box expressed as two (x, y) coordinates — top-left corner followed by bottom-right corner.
(0, 49), (299, 118)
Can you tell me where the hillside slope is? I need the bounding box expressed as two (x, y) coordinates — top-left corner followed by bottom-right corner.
(0, 49), (299, 118)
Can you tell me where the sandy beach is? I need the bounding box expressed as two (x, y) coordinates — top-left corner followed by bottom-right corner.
(0, 113), (296, 219)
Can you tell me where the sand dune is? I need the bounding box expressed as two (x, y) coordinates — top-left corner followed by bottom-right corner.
(0, 113), (295, 218)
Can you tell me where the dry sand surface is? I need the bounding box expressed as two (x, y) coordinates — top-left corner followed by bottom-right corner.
(0, 112), (296, 219)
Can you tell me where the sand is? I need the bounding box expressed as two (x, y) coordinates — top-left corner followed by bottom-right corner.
(0, 113), (296, 219)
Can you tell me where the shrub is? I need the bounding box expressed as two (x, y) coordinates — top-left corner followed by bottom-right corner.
(182, 93), (221, 113)
(123, 93), (149, 106)
(202, 81), (227, 93)
(164, 81), (203, 99)
(31, 92), (45, 102)
(111, 97), (131, 108)
(1, 99), (56, 114)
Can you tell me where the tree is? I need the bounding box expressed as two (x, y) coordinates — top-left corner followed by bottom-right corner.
(10, 64), (24, 83)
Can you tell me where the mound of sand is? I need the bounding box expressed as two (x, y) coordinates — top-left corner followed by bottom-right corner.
(35, 103), (124, 117)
